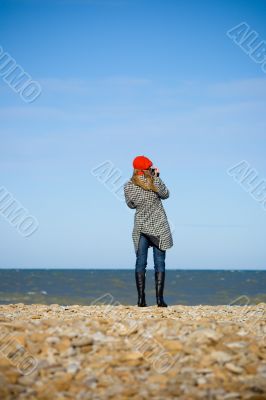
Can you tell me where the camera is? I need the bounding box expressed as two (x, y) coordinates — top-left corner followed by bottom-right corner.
(149, 167), (160, 177)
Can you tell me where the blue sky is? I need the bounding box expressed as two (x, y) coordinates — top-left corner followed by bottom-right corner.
(0, 0), (265, 269)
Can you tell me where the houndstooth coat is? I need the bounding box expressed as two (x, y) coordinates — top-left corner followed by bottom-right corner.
(124, 175), (173, 254)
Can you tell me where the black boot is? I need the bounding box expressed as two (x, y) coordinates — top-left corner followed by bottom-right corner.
(155, 271), (168, 307)
(135, 271), (147, 307)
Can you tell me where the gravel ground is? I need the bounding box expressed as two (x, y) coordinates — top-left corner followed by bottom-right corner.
(0, 303), (266, 400)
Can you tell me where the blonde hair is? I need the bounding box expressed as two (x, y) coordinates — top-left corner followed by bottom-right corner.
(130, 168), (159, 193)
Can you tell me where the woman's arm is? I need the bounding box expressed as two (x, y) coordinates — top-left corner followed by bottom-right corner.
(153, 176), (170, 199)
(124, 181), (143, 208)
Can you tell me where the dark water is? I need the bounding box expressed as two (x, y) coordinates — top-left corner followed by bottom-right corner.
(0, 269), (265, 306)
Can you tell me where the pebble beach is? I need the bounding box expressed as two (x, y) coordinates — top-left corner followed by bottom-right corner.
(0, 303), (266, 400)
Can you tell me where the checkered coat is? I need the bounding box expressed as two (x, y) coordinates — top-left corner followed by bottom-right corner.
(124, 175), (173, 254)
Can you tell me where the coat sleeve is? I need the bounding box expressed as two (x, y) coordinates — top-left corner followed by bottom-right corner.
(153, 176), (170, 199)
(124, 181), (143, 209)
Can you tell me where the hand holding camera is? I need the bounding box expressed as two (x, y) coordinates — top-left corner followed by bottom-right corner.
(149, 166), (160, 177)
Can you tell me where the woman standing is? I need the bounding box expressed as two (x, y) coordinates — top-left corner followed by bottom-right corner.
(124, 155), (173, 307)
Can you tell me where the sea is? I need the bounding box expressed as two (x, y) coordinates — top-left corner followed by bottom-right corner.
(0, 269), (265, 306)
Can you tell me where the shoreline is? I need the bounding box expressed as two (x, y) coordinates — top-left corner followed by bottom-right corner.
(0, 304), (266, 399)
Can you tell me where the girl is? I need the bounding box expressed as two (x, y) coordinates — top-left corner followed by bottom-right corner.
(124, 155), (173, 307)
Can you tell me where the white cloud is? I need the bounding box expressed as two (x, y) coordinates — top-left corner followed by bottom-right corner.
(0, 106), (68, 119)
(38, 76), (151, 94)
(208, 78), (266, 98)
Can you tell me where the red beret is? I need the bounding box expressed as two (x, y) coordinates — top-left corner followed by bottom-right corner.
(133, 155), (153, 175)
